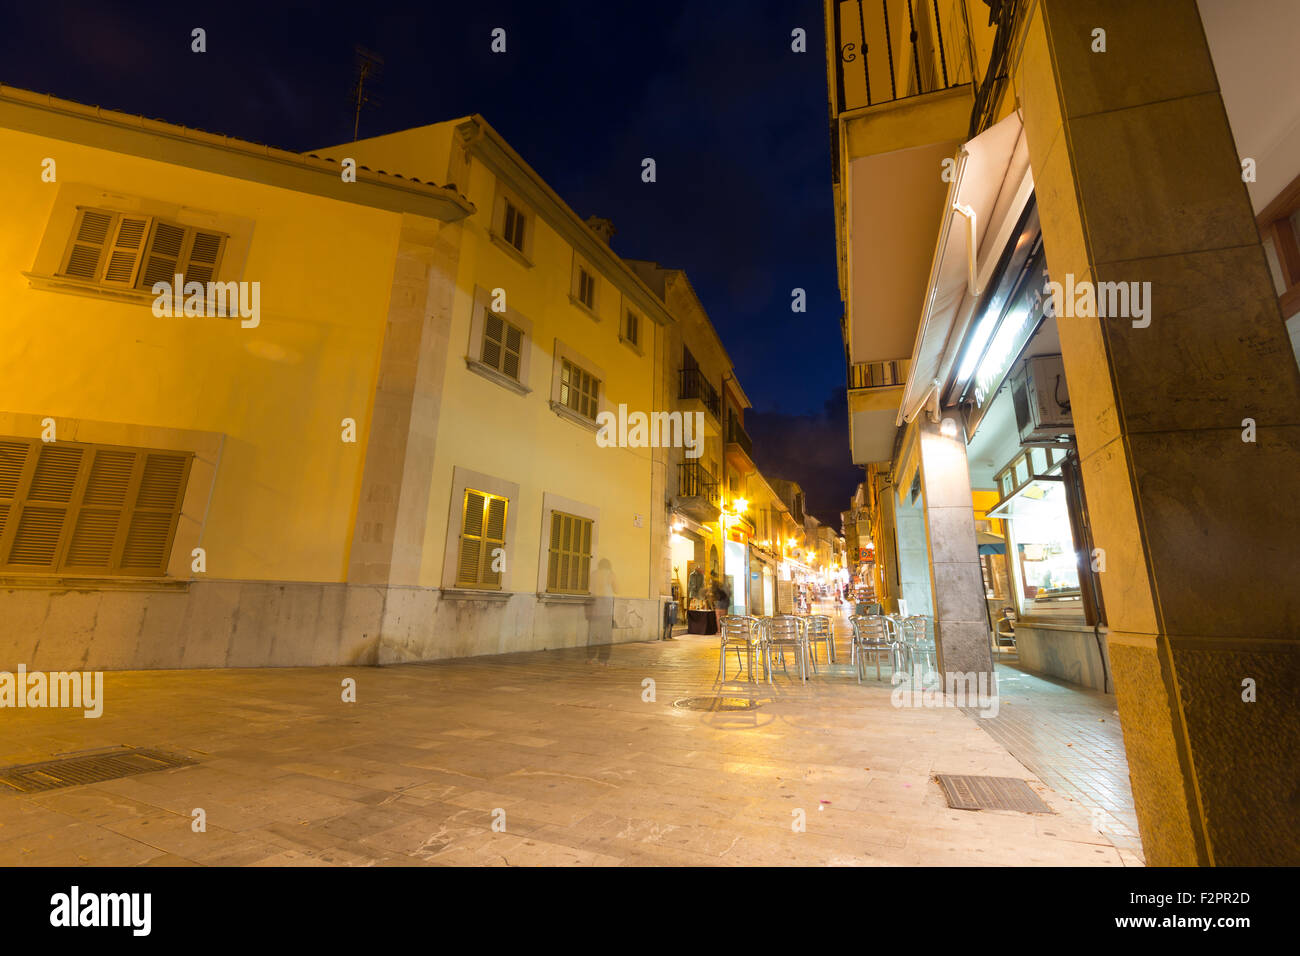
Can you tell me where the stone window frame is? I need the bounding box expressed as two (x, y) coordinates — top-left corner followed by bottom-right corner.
(535, 490), (600, 600)
(440, 465), (520, 592)
(464, 285), (535, 396)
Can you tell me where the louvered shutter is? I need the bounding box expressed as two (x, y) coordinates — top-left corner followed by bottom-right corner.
(119, 453), (187, 571)
(579, 520), (592, 591)
(61, 209), (116, 280)
(502, 324), (522, 380)
(547, 512), (561, 590)
(183, 230), (226, 285)
(482, 313), (504, 372)
(6, 445), (83, 568)
(139, 221), (188, 289)
(0, 440), (32, 545)
(100, 215), (152, 287)
(481, 495), (507, 587)
(64, 450), (134, 569)
(457, 490), (486, 586)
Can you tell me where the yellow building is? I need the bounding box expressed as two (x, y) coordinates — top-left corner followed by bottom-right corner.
(323, 117), (672, 659)
(0, 88), (668, 668)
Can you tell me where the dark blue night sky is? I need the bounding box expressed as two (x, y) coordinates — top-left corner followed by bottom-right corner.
(3, 0), (861, 524)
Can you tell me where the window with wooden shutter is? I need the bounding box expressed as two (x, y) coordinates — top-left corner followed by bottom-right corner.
(546, 511), (593, 594)
(560, 359), (600, 420)
(481, 312), (524, 381)
(57, 207), (226, 293)
(624, 308), (639, 346)
(0, 436), (191, 576)
(455, 488), (508, 589)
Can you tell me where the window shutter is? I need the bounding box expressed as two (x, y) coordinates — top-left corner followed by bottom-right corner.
(101, 215), (152, 287)
(183, 230), (226, 285)
(457, 490), (486, 585)
(547, 512), (561, 590)
(502, 324), (522, 380)
(119, 453), (187, 571)
(139, 221), (188, 289)
(65, 450), (134, 569)
(62, 209), (116, 280)
(7, 445), (83, 568)
(480, 495), (507, 587)
(482, 313), (504, 371)
(0, 440), (32, 545)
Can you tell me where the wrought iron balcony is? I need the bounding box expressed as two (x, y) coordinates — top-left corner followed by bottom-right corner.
(678, 368), (721, 420)
(678, 461), (719, 502)
(829, 0), (974, 115)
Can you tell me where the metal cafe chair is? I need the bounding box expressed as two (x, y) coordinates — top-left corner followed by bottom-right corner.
(804, 614), (835, 665)
(717, 615), (761, 682)
(850, 615), (893, 683)
(882, 615), (907, 673)
(904, 615), (937, 679)
(761, 615), (811, 683)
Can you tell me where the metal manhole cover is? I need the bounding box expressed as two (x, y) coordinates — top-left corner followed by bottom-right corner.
(0, 748), (198, 794)
(673, 696), (760, 712)
(935, 774), (1052, 813)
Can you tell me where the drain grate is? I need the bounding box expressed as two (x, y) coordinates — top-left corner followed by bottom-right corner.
(935, 774), (1052, 813)
(0, 748), (198, 794)
(673, 696), (761, 712)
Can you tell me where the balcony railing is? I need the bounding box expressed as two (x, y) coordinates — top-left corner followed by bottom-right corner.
(726, 416), (753, 459)
(830, 0), (974, 115)
(848, 359), (904, 390)
(677, 462), (719, 506)
(678, 368), (721, 419)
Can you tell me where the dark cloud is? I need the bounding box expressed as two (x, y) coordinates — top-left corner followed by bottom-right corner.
(747, 387), (862, 528)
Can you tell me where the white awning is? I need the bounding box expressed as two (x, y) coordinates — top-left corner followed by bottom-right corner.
(897, 112), (1033, 425)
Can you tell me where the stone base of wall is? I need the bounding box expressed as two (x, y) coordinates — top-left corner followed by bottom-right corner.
(1013, 622), (1112, 692)
(0, 581), (662, 671)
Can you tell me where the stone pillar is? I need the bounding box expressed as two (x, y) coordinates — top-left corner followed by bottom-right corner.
(916, 418), (994, 682)
(347, 216), (461, 587)
(1013, 0), (1300, 864)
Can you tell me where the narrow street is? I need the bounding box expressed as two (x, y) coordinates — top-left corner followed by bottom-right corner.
(0, 606), (1136, 866)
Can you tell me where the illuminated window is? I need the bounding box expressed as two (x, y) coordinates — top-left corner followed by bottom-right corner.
(456, 489), (508, 589)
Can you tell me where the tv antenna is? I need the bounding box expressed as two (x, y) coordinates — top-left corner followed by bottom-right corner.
(348, 46), (385, 141)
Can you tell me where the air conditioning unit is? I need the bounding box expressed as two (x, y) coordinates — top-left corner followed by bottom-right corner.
(1010, 354), (1074, 443)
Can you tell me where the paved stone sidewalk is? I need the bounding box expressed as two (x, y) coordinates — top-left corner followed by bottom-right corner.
(965, 657), (1144, 864)
(0, 617), (1132, 866)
